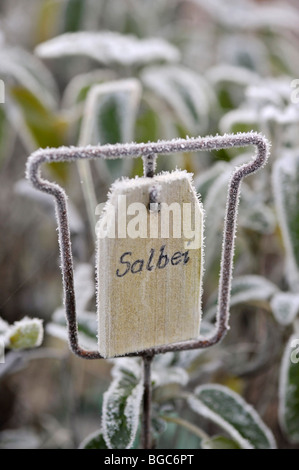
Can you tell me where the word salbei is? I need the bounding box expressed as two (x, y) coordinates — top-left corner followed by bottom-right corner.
(116, 244), (190, 277)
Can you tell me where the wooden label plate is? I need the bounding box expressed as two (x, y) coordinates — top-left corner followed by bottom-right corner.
(96, 170), (203, 357)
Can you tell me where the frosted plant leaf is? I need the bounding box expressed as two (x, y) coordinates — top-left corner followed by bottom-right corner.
(246, 78), (295, 107)
(217, 35), (269, 74)
(262, 105), (299, 125)
(48, 308), (97, 349)
(35, 31), (180, 66)
(0, 429), (40, 449)
(272, 151), (299, 291)
(207, 65), (260, 88)
(79, 79), (142, 178)
(238, 184), (276, 235)
(153, 352), (175, 368)
(188, 384), (276, 449)
(0, 317), (9, 339)
(79, 429), (108, 449)
(268, 36), (299, 77)
(202, 435), (240, 449)
(7, 317), (43, 350)
(279, 335), (299, 443)
(111, 358), (142, 382)
(240, 204), (276, 235)
(191, 0), (299, 31)
(205, 275), (279, 320)
(46, 322), (97, 350)
(80, 79), (141, 146)
(270, 292), (299, 326)
(73, 263), (94, 313)
(102, 367), (143, 449)
(0, 48), (58, 109)
(141, 65), (213, 134)
(220, 109), (258, 134)
(203, 152), (251, 271)
(194, 161), (229, 202)
(152, 366), (189, 389)
(14, 179), (84, 234)
(62, 69), (116, 109)
(47, 263), (96, 348)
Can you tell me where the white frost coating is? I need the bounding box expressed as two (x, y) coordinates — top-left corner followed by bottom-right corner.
(35, 32), (180, 66)
(7, 317), (43, 349)
(141, 65), (212, 134)
(260, 105), (299, 125)
(188, 384), (276, 449)
(14, 179), (84, 234)
(123, 381), (144, 447)
(246, 79), (294, 106)
(272, 152), (299, 291)
(206, 64), (260, 87)
(78, 428), (105, 449)
(102, 376), (143, 449)
(278, 334), (297, 440)
(152, 366), (189, 388)
(0, 48), (57, 109)
(73, 263), (95, 313)
(46, 322), (97, 350)
(270, 292), (299, 326)
(52, 307), (96, 330)
(219, 109), (258, 134)
(111, 358), (142, 381)
(62, 69), (116, 109)
(238, 185), (276, 235)
(79, 79), (142, 146)
(0, 317), (9, 335)
(205, 275), (278, 320)
(203, 152), (251, 271)
(191, 0), (299, 31)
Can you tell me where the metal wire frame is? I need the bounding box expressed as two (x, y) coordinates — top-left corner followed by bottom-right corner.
(26, 132), (269, 448)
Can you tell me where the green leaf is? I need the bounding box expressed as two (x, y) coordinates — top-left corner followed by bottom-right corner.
(270, 292), (299, 325)
(10, 87), (67, 149)
(0, 47), (57, 109)
(7, 318), (43, 350)
(188, 384), (276, 449)
(279, 335), (299, 443)
(205, 275), (278, 320)
(79, 429), (108, 449)
(141, 65), (213, 134)
(64, 0), (85, 32)
(202, 435), (241, 449)
(273, 150), (299, 291)
(79, 79), (141, 178)
(102, 359), (143, 449)
(35, 32), (180, 67)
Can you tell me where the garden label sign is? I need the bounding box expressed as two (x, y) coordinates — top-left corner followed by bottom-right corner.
(96, 170), (203, 357)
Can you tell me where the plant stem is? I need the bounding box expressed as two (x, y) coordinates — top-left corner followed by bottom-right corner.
(161, 414), (209, 441)
(142, 353), (154, 449)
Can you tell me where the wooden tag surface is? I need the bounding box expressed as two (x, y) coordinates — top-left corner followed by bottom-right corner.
(96, 170), (203, 357)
